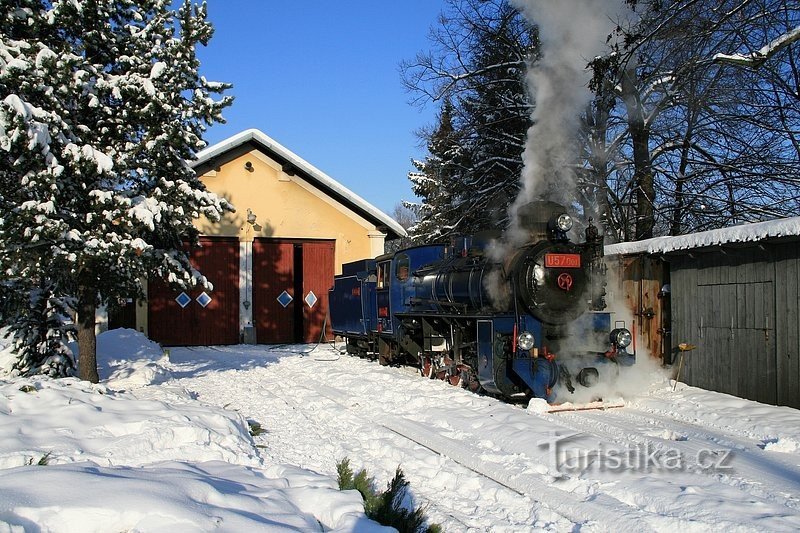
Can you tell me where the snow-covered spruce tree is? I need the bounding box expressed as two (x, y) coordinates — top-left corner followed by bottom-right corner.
(401, 0), (538, 238)
(0, 280), (76, 377)
(405, 100), (466, 243)
(0, 0), (233, 382)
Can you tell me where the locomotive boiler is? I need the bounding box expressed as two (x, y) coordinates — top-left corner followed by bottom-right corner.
(329, 201), (633, 403)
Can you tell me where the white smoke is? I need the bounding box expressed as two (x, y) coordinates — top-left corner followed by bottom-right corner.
(504, 0), (631, 248)
(557, 300), (671, 404)
(558, 351), (669, 405)
(485, 0), (630, 301)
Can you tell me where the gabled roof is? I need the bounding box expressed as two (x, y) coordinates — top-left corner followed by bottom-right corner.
(191, 129), (407, 239)
(605, 216), (800, 256)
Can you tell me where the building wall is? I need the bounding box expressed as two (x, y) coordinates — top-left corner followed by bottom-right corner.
(773, 244), (800, 408)
(669, 243), (799, 409)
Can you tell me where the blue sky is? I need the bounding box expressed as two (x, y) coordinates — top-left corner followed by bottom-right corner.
(196, 1), (445, 216)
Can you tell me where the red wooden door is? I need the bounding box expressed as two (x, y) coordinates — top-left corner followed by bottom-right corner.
(253, 239), (296, 343)
(148, 237), (240, 346)
(302, 240), (335, 343)
(252, 239), (334, 343)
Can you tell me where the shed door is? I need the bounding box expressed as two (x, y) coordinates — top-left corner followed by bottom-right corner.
(252, 239), (334, 343)
(148, 237), (240, 346)
(693, 282), (775, 404)
(302, 240), (335, 343)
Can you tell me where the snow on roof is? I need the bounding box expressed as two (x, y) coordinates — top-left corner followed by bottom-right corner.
(191, 129), (407, 238)
(605, 215), (800, 256)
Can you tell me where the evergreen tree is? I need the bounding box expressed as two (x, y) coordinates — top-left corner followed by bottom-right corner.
(0, 280), (75, 377)
(402, 0), (538, 239)
(405, 100), (465, 242)
(457, 6), (536, 232)
(0, 0), (233, 382)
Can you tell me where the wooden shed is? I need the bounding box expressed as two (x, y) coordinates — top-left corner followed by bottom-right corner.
(128, 129), (406, 346)
(606, 218), (800, 409)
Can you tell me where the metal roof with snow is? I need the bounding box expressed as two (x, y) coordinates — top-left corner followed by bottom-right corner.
(605, 216), (800, 256)
(191, 129), (407, 240)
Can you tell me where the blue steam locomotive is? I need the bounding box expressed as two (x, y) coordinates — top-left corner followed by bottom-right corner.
(329, 201), (633, 403)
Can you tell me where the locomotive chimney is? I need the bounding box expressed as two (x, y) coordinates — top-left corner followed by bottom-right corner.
(515, 201), (567, 242)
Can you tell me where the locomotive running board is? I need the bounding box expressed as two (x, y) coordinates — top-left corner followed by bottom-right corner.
(545, 400), (625, 413)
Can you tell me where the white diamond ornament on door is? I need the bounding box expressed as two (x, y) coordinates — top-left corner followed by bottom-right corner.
(196, 292), (212, 308)
(304, 291), (318, 308)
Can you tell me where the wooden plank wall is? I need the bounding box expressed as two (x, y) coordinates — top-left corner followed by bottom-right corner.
(670, 244), (799, 408)
(610, 255), (667, 361)
(774, 244), (800, 407)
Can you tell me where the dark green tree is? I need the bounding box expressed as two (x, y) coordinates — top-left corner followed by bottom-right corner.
(405, 100), (467, 242)
(0, 0), (233, 382)
(0, 280), (75, 377)
(402, 0), (538, 238)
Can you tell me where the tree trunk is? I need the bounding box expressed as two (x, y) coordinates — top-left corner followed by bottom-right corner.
(585, 91), (614, 237)
(621, 65), (655, 240)
(671, 134), (692, 235)
(77, 287), (99, 383)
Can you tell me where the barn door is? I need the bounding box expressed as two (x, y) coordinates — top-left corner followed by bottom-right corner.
(252, 239), (334, 344)
(253, 240), (296, 343)
(694, 281), (775, 404)
(148, 237), (240, 346)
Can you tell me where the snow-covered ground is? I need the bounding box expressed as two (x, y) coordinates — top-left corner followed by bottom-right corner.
(1, 329), (799, 531)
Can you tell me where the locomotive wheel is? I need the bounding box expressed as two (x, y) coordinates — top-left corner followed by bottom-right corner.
(464, 370), (481, 392)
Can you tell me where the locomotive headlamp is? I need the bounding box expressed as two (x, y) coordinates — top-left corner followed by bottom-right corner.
(610, 328), (633, 348)
(517, 331), (536, 351)
(533, 264), (546, 286)
(556, 213), (573, 232)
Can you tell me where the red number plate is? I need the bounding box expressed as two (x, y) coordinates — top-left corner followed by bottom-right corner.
(545, 253), (581, 268)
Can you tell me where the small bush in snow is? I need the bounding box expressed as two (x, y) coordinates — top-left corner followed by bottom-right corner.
(247, 420), (265, 437)
(28, 452), (52, 466)
(337, 458), (440, 533)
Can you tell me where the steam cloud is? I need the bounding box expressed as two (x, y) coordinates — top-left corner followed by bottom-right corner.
(491, 2), (670, 402)
(504, 0), (629, 248)
(486, 0), (629, 295)
(559, 301), (671, 404)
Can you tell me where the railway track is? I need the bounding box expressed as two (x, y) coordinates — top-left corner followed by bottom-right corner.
(284, 377), (670, 531)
